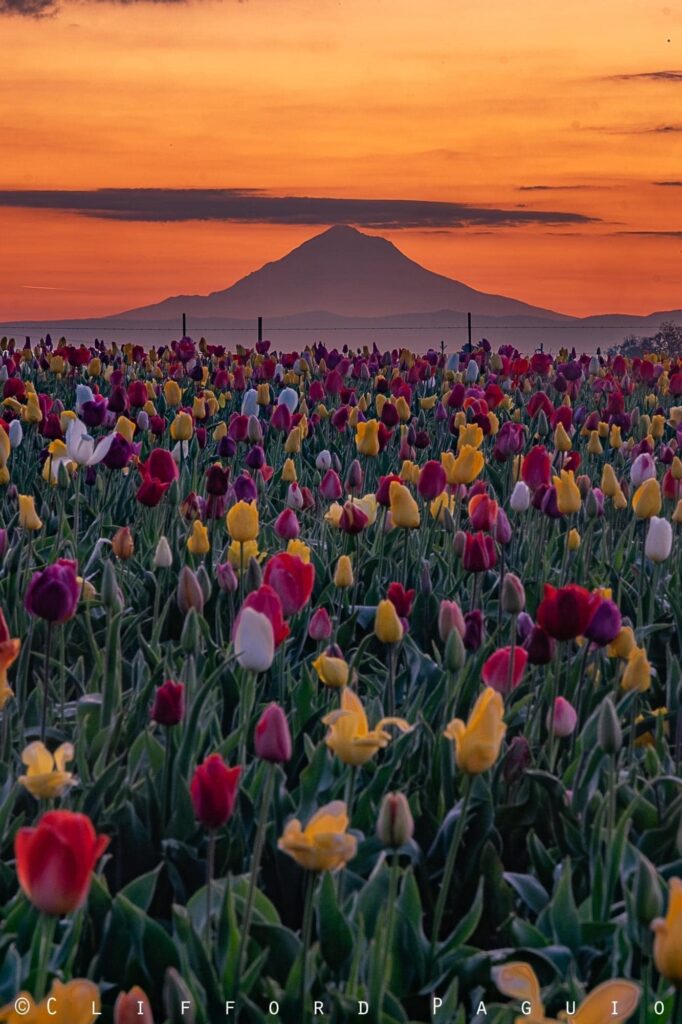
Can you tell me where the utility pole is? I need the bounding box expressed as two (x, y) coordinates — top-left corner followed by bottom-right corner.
(467, 312), (472, 352)
(182, 312), (187, 338)
(258, 316), (263, 343)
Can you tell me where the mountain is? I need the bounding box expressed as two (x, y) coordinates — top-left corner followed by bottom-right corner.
(2, 225), (679, 352)
(114, 224), (571, 322)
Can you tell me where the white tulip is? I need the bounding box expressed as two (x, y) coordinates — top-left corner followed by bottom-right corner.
(75, 384), (94, 412)
(510, 481), (531, 513)
(645, 516), (673, 563)
(65, 419), (115, 467)
(465, 359), (479, 383)
(630, 453), (656, 487)
(241, 389), (259, 417)
(153, 536), (173, 569)
(278, 387), (299, 413)
(8, 420), (23, 448)
(233, 608), (275, 672)
(316, 450), (332, 471)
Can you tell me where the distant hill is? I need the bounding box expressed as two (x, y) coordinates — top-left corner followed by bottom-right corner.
(113, 224), (571, 322)
(1, 225), (679, 352)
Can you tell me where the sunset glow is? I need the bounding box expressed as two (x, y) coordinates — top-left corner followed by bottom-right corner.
(1, 0), (681, 320)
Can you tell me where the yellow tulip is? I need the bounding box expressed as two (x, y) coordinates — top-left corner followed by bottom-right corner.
(444, 687), (506, 774)
(673, 499), (682, 525)
(226, 501), (259, 543)
(287, 539), (311, 563)
(355, 419), (380, 457)
(420, 394), (438, 411)
(213, 421), (228, 441)
(88, 357), (102, 376)
(18, 494), (42, 531)
(587, 431), (603, 456)
(164, 380), (183, 406)
(430, 492), (456, 522)
(324, 503), (343, 529)
(115, 416), (136, 443)
(608, 625), (636, 659)
(494, 962), (639, 1024)
(651, 414), (665, 439)
(170, 411), (193, 442)
(389, 481), (419, 529)
(312, 654), (349, 689)
(187, 520), (210, 556)
(257, 383), (270, 405)
(399, 460), (420, 486)
(227, 539), (260, 569)
(374, 599), (404, 644)
(441, 446), (484, 486)
(192, 396), (206, 420)
(609, 424), (622, 448)
(322, 688), (409, 766)
(621, 646), (651, 693)
(553, 469), (581, 515)
(334, 555), (353, 588)
(553, 421), (572, 452)
(635, 707), (668, 749)
(632, 478), (662, 519)
(613, 486), (628, 510)
(567, 528), (581, 551)
(652, 877), (682, 983)
(284, 426), (302, 454)
(395, 396), (411, 421)
(19, 741), (75, 799)
(281, 458), (297, 482)
(278, 801), (357, 872)
(600, 463), (619, 498)
(23, 393), (43, 424)
(671, 456), (682, 481)
(457, 423), (484, 451)
(0, 979), (101, 1024)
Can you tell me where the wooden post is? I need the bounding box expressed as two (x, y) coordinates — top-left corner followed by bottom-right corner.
(182, 312), (187, 338)
(257, 316), (263, 343)
(467, 312), (472, 352)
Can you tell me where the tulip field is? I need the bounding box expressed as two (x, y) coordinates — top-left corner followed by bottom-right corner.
(0, 335), (682, 1024)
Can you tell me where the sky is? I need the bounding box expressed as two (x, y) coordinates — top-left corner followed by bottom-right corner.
(0, 0), (681, 321)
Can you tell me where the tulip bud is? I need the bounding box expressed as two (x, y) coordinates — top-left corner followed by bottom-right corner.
(503, 736), (531, 785)
(181, 607), (202, 652)
(308, 607), (332, 641)
(547, 696), (577, 738)
(114, 987), (154, 1024)
(254, 703), (292, 763)
(633, 856), (663, 926)
(444, 627), (466, 672)
(598, 697), (622, 755)
(101, 559), (124, 612)
(245, 555), (263, 593)
(151, 680), (185, 726)
(376, 792), (414, 848)
(196, 564), (212, 603)
(508, 480), (530, 516)
(164, 969), (195, 1024)
(216, 561), (238, 593)
(438, 600), (465, 642)
(112, 525), (134, 560)
(153, 536), (173, 569)
(177, 566), (204, 615)
(501, 573), (525, 615)
(645, 516), (673, 563)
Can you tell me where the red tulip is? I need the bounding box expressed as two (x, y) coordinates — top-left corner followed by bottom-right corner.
(468, 493), (499, 532)
(481, 646), (528, 694)
(254, 703), (292, 763)
(137, 448), (179, 507)
(461, 531), (497, 572)
(521, 445), (552, 490)
(190, 755), (241, 829)
(417, 460), (446, 500)
(151, 680), (185, 726)
(339, 500), (368, 535)
(536, 584), (602, 641)
(15, 810), (109, 915)
(263, 553), (315, 617)
(387, 582), (415, 619)
(308, 607), (332, 641)
(274, 508), (300, 541)
(319, 469), (343, 501)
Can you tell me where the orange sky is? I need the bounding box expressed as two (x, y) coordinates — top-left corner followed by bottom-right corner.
(1, 0), (681, 320)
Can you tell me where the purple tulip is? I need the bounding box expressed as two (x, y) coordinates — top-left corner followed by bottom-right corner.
(463, 609), (484, 651)
(584, 599), (622, 647)
(24, 559), (80, 624)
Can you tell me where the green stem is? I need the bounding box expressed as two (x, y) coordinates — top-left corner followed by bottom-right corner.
(205, 830), (216, 944)
(429, 774), (473, 961)
(236, 763), (276, 986)
(34, 913), (57, 1002)
(299, 871), (316, 1015)
(41, 622), (53, 744)
(378, 850), (400, 1013)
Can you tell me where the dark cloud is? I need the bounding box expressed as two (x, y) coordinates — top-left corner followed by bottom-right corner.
(0, 0), (186, 14)
(590, 123), (682, 135)
(606, 70), (682, 82)
(517, 184), (595, 191)
(653, 180), (682, 186)
(612, 230), (682, 237)
(0, 188), (599, 228)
